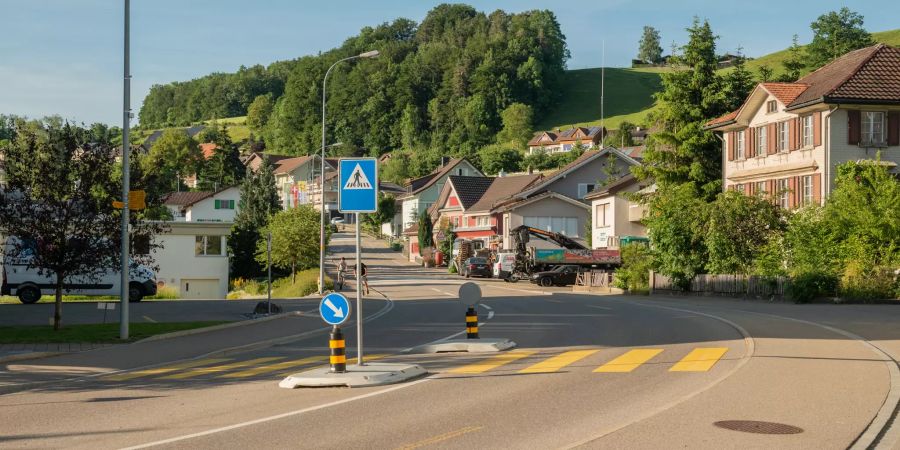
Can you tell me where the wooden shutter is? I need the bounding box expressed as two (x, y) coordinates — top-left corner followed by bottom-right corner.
(788, 177), (797, 209)
(813, 112), (822, 147)
(747, 127), (755, 157)
(812, 173), (822, 205)
(744, 184), (751, 195)
(767, 179), (776, 203)
(788, 119), (797, 151)
(767, 123), (777, 155)
(848, 110), (861, 145)
(794, 117), (802, 149)
(888, 112), (900, 146)
(727, 132), (735, 161)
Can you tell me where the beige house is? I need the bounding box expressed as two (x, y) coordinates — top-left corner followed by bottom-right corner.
(527, 126), (606, 155)
(152, 221), (231, 299)
(584, 174), (648, 249)
(272, 155), (336, 211)
(707, 44), (900, 208)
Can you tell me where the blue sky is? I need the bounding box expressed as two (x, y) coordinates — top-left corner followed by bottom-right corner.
(1, 0), (898, 125)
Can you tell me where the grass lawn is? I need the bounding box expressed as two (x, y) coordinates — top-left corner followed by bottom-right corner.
(536, 68), (662, 131)
(228, 269), (333, 299)
(0, 321), (230, 344)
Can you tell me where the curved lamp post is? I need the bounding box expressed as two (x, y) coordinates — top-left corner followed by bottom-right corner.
(319, 50), (379, 294)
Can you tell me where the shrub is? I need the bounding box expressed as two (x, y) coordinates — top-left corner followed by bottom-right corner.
(448, 264), (457, 274)
(787, 272), (838, 303)
(614, 243), (653, 294)
(147, 285), (179, 300)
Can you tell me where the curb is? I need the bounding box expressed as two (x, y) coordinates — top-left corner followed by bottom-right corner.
(0, 351), (64, 364)
(134, 311), (304, 344)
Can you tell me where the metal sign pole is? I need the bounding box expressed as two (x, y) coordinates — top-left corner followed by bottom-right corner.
(267, 231), (272, 314)
(119, 0), (131, 340)
(356, 212), (364, 366)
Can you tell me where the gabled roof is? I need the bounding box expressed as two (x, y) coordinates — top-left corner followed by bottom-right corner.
(492, 190), (590, 213)
(199, 143), (218, 160)
(760, 82), (809, 106)
(527, 126), (605, 146)
(447, 176), (495, 209)
(584, 174), (640, 200)
(467, 173), (543, 213)
(274, 156), (314, 175)
(403, 158), (479, 197)
(519, 147), (641, 198)
(162, 186), (237, 208)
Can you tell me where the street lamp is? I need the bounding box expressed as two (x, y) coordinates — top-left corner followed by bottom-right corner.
(319, 50), (379, 294)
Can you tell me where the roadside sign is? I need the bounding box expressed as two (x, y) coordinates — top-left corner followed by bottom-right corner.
(338, 158), (378, 213)
(319, 292), (351, 326)
(458, 282), (482, 306)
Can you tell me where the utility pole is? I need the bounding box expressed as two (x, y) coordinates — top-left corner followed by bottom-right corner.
(120, 0), (131, 340)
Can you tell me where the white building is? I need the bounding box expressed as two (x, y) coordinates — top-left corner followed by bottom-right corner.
(151, 221), (231, 299)
(162, 187), (241, 222)
(584, 174), (649, 249)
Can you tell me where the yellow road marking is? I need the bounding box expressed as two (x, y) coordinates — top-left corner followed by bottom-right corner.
(519, 349), (600, 373)
(669, 347), (729, 372)
(220, 356), (327, 378)
(161, 357), (284, 379)
(103, 358), (231, 381)
(142, 315), (157, 323)
(394, 426), (483, 450)
(594, 349), (663, 373)
(448, 350), (537, 374)
(274, 353), (391, 376)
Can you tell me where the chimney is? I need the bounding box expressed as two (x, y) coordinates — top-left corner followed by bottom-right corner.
(440, 156), (450, 167)
(498, 169), (506, 177)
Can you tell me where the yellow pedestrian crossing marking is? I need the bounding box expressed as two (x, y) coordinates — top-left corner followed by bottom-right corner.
(594, 349), (663, 373)
(103, 358), (232, 381)
(519, 349), (600, 373)
(449, 350), (537, 374)
(161, 357), (284, 379)
(220, 356), (326, 378)
(669, 347), (728, 372)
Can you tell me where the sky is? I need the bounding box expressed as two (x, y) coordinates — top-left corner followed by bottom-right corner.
(2, 0), (898, 125)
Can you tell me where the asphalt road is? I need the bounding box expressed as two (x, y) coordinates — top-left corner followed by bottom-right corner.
(0, 232), (897, 449)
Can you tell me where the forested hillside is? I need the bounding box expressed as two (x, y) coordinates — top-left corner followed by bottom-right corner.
(139, 4), (569, 159)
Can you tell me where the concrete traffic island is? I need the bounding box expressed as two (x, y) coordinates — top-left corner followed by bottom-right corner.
(279, 362), (427, 388)
(406, 338), (517, 354)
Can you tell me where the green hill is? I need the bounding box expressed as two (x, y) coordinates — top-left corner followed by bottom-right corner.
(535, 67), (665, 131)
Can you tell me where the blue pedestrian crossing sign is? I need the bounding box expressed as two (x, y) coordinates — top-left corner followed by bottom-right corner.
(319, 292), (351, 326)
(339, 158), (378, 213)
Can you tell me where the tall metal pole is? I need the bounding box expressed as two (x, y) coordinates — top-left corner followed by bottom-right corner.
(355, 212), (363, 366)
(267, 231), (272, 315)
(318, 51), (379, 295)
(120, 0), (131, 340)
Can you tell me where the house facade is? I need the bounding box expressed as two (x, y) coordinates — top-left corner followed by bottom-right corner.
(273, 155), (335, 211)
(584, 174), (648, 249)
(707, 44), (900, 208)
(527, 126), (606, 155)
(151, 221), (231, 299)
(163, 187), (241, 222)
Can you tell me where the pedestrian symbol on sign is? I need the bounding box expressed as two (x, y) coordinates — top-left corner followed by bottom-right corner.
(343, 164), (372, 190)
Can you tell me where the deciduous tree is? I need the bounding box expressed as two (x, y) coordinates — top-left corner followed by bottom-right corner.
(257, 205), (325, 284)
(638, 26), (663, 64)
(807, 7), (874, 69)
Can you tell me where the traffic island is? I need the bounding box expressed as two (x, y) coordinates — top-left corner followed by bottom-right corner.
(279, 362), (427, 388)
(406, 338), (516, 354)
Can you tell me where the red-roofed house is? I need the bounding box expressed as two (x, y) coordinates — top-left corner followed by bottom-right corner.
(706, 44), (900, 209)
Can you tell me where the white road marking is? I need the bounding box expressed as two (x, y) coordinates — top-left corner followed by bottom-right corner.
(484, 284), (551, 296)
(585, 305), (612, 310)
(120, 378), (431, 449)
(430, 288), (456, 297)
(479, 304), (492, 310)
(488, 311), (494, 320)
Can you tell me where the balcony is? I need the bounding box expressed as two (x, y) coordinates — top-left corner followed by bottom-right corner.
(628, 203), (648, 222)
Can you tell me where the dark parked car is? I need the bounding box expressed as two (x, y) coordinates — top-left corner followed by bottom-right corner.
(461, 257), (492, 278)
(530, 265), (583, 287)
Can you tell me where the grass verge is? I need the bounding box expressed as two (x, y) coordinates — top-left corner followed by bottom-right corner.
(0, 321), (230, 344)
(228, 268), (333, 299)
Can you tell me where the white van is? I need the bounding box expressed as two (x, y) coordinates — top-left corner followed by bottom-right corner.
(1, 237), (157, 304)
(493, 252), (517, 279)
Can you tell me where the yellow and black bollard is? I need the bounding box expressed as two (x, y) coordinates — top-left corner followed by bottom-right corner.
(465, 306), (479, 339)
(329, 326), (347, 373)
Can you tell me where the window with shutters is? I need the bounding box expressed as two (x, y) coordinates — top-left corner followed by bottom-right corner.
(861, 111), (886, 146)
(801, 175), (813, 205)
(214, 199), (235, 210)
(577, 183), (596, 199)
(766, 100), (777, 113)
(756, 181), (767, 195)
(777, 122), (789, 152)
(801, 115), (814, 147)
(755, 126), (767, 156)
(734, 183), (745, 194)
(777, 179), (790, 209)
(736, 130), (745, 160)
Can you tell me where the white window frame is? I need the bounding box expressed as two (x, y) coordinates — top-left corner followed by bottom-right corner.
(734, 183), (745, 193)
(766, 100), (777, 114)
(476, 216), (490, 227)
(736, 130), (745, 160)
(595, 203), (610, 228)
(756, 181), (767, 195)
(801, 115), (814, 148)
(755, 125), (767, 156)
(524, 216), (579, 237)
(777, 179), (790, 209)
(801, 175), (813, 205)
(195, 235), (223, 256)
(778, 122), (789, 153)
(861, 111), (886, 145)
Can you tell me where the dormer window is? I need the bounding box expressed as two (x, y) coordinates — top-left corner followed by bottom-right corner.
(766, 100), (777, 114)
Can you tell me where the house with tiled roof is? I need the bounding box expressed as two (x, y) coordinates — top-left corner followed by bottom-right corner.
(243, 152), (292, 173)
(272, 155), (336, 211)
(527, 126), (606, 155)
(584, 174), (650, 249)
(162, 186), (241, 222)
(399, 157), (482, 262)
(706, 43), (900, 208)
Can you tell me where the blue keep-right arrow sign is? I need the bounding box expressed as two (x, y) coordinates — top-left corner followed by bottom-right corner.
(320, 293), (351, 326)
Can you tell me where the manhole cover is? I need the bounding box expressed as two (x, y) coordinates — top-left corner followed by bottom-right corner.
(714, 420), (804, 435)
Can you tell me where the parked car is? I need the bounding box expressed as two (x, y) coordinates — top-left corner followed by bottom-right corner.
(330, 217), (345, 225)
(460, 257), (492, 278)
(530, 265), (583, 287)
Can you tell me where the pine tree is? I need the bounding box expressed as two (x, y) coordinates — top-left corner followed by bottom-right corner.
(228, 157), (281, 278)
(780, 35), (806, 82)
(722, 47), (755, 111)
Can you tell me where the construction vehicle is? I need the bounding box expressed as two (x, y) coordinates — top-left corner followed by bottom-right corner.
(503, 225), (626, 282)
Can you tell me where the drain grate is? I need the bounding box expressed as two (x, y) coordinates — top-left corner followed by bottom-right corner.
(714, 420), (804, 435)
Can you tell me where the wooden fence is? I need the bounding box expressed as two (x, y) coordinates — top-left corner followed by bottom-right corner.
(650, 272), (786, 298)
